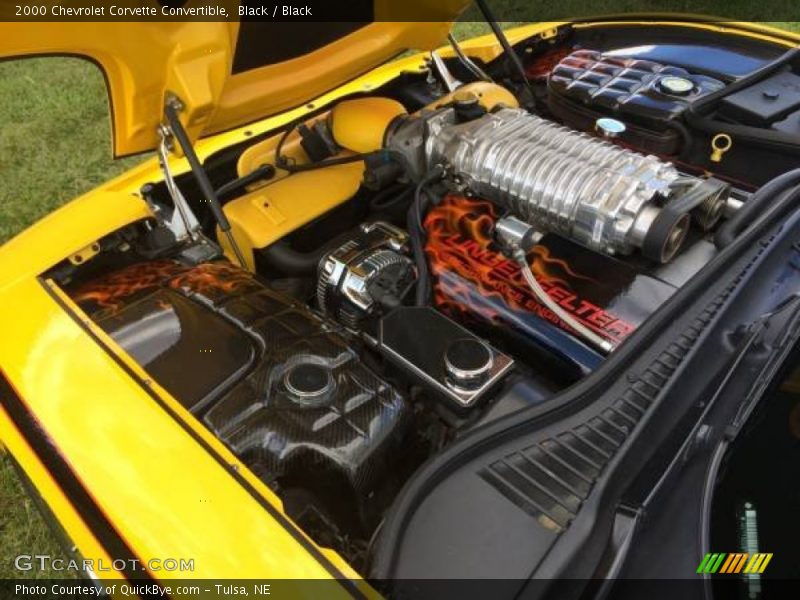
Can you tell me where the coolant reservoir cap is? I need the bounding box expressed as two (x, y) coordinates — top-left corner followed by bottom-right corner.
(284, 361), (335, 405)
(444, 338), (493, 389)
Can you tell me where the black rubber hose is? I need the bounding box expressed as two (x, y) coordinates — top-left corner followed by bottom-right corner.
(407, 202), (430, 306)
(407, 167), (446, 306)
(715, 168), (800, 249)
(261, 240), (330, 276)
(261, 228), (360, 276)
(663, 119), (694, 159)
(370, 183), (414, 221)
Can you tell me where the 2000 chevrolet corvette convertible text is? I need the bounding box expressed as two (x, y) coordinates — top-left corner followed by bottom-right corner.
(1, 3), (800, 598)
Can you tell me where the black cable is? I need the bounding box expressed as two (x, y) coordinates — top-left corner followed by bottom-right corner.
(274, 123), (294, 169)
(275, 119), (380, 173)
(215, 164), (276, 199)
(682, 47), (800, 156)
(407, 166), (445, 306)
(474, 0), (534, 99)
(715, 168), (800, 249)
(293, 153), (376, 171)
(163, 103), (247, 267)
(274, 110), (415, 177)
(663, 119), (694, 159)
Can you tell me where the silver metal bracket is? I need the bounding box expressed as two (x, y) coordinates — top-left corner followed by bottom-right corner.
(429, 50), (462, 92)
(155, 118), (201, 243)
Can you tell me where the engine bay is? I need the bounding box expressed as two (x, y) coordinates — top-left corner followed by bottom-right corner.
(48, 23), (800, 574)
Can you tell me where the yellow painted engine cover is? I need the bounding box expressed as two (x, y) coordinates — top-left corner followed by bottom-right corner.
(219, 162), (365, 271)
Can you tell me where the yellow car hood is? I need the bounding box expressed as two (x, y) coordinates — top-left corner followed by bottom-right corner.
(0, 1), (469, 156)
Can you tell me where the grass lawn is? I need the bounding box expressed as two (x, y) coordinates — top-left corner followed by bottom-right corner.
(1, 19), (798, 578)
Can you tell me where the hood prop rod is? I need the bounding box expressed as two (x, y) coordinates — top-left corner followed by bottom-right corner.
(162, 97), (248, 268)
(473, 0), (534, 98)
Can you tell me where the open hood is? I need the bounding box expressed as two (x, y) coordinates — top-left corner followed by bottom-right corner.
(0, 2), (469, 155)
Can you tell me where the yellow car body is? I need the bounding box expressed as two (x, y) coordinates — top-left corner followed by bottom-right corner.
(0, 14), (798, 590)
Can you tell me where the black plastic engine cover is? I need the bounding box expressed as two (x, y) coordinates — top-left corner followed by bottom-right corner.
(548, 49), (725, 154)
(71, 259), (408, 499)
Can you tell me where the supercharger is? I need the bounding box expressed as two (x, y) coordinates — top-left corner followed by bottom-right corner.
(387, 106), (728, 263)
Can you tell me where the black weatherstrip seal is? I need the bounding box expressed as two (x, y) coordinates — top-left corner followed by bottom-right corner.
(38, 278), (364, 598)
(0, 370), (161, 594)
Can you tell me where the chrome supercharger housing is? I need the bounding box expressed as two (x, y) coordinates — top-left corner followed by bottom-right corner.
(387, 106), (728, 263)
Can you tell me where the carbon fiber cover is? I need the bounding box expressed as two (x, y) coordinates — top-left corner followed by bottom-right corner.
(71, 259), (408, 499)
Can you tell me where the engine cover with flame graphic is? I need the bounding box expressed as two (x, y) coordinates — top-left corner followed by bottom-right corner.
(424, 196), (676, 376)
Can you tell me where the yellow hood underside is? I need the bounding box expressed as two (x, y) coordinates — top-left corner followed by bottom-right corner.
(0, 4), (469, 155)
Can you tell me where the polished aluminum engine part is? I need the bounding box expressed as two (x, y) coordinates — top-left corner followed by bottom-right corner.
(317, 222), (414, 328)
(397, 107), (701, 262)
(474, 108), (681, 195)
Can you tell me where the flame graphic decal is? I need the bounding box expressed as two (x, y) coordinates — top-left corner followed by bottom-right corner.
(424, 195), (635, 345)
(71, 260), (256, 317)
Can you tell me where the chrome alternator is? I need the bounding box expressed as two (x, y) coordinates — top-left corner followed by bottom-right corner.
(390, 106), (727, 263)
(317, 222), (415, 328)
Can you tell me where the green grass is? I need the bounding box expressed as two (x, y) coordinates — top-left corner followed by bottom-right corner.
(0, 19), (798, 578)
(0, 459), (72, 578)
(0, 58), (145, 245)
(458, 1), (800, 23)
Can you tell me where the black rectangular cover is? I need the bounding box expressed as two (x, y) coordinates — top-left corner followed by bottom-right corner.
(720, 69), (800, 126)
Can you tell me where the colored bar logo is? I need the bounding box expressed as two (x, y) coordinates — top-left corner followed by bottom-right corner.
(697, 553), (773, 574)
